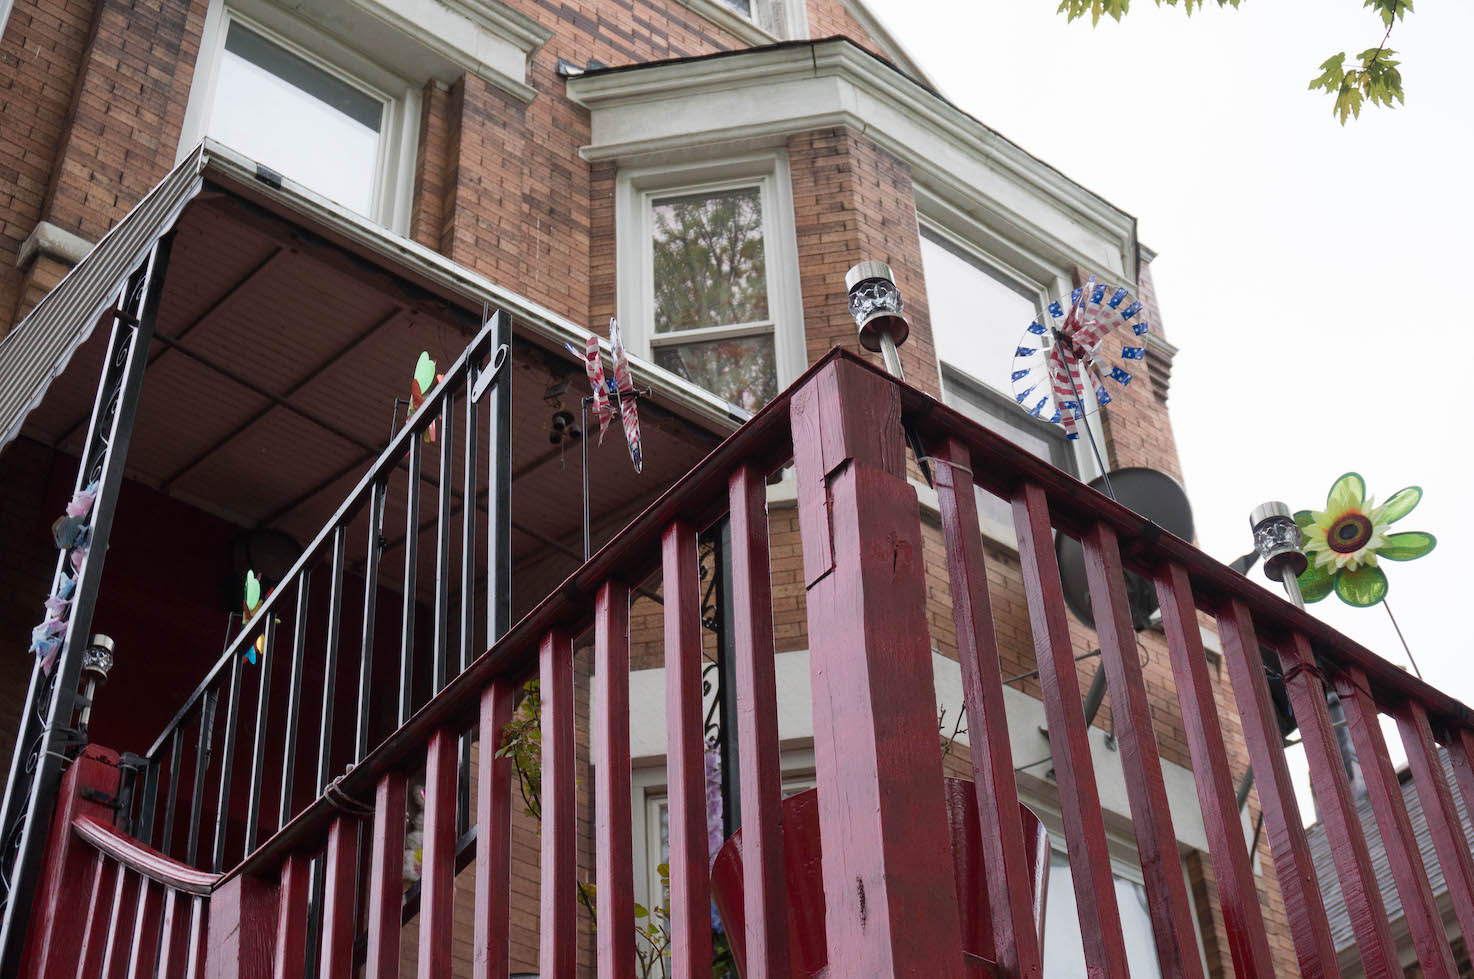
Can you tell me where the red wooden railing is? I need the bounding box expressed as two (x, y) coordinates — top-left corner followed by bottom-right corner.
(22, 348), (1474, 978)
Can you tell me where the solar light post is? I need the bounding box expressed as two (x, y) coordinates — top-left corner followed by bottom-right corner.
(1250, 501), (1309, 609)
(78, 634), (115, 739)
(846, 261), (911, 380)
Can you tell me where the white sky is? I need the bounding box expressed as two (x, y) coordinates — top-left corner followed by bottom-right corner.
(866, 0), (1474, 816)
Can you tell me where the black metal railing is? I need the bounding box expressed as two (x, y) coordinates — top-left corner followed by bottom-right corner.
(124, 309), (512, 874)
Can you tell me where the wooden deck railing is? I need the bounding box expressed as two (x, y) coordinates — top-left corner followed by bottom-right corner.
(22, 348), (1474, 978)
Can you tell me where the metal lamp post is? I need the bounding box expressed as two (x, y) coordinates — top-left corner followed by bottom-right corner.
(77, 634), (115, 739)
(846, 261), (911, 380)
(1249, 502), (1308, 609)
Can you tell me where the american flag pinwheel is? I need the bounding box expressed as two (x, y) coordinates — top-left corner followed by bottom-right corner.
(1009, 276), (1150, 440)
(607, 317), (643, 474)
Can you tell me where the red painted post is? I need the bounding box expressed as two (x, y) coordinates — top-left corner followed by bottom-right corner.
(272, 855), (310, 979)
(1443, 728), (1474, 872)
(319, 816), (361, 979)
(727, 464), (790, 979)
(1398, 702), (1474, 959)
(594, 582), (635, 979)
(474, 678), (516, 979)
(1012, 481), (1130, 979)
(205, 873), (277, 979)
(20, 745), (123, 977)
(789, 359), (965, 978)
(1082, 526), (1204, 979)
(932, 437), (1039, 978)
(1279, 633), (1399, 979)
(365, 772), (406, 979)
(419, 729), (459, 979)
(1215, 598), (1339, 977)
(663, 520), (714, 979)
(1334, 668), (1455, 977)
(540, 628), (577, 979)
(1154, 562), (1276, 977)
(125, 878), (164, 979)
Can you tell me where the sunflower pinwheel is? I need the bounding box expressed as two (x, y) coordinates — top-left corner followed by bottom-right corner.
(1294, 472), (1436, 607)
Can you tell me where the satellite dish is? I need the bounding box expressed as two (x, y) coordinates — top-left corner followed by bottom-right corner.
(1055, 468), (1194, 632)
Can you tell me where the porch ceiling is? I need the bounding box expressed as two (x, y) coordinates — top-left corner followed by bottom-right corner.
(16, 189), (723, 606)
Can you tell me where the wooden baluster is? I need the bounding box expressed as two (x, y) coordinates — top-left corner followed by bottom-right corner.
(1154, 562), (1276, 976)
(186, 895), (208, 979)
(540, 629), (577, 978)
(1334, 667), (1456, 976)
(273, 854), (311, 979)
(156, 888), (192, 979)
(789, 360), (963, 977)
(474, 678), (516, 979)
(366, 772), (407, 979)
(1216, 598), (1339, 977)
(419, 729), (458, 979)
(125, 878), (163, 979)
(663, 522), (713, 979)
(76, 855), (118, 976)
(726, 465), (790, 979)
(1279, 633), (1399, 978)
(1081, 526), (1204, 979)
(100, 866), (140, 979)
(1012, 481), (1130, 978)
(594, 583), (635, 979)
(1398, 704), (1474, 962)
(319, 817), (362, 979)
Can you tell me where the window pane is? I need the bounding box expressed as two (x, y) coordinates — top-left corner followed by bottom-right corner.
(921, 228), (1038, 395)
(720, 0), (753, 14)
(210, 23), (383, 216)
(652, 188), (768, 333)
(655, 334), (777, 413)
(1042, 851), (1168, 978)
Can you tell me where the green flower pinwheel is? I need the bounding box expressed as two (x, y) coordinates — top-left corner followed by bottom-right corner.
(1294, 472), (1436, 607)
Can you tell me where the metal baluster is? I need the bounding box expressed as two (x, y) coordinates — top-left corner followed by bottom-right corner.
(244, 614), (277, 853)
(279, 571), (311, 830)
(135, 757), (161, 850)
(211, 650), (244, 872)
(160, 728), (182, 858)
(486, 310), (512, 645)
(432, 393), (455, 693)
(355, 480), (386, 763)
(316, 528), (347, 793)
(399, 439), (422, 726)
(458, 362), (478, 835)
(184, 689), (218, 867)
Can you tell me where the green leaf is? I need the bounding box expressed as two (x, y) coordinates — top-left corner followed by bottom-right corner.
(1297, 561), (1335, 603)
(633, 903), (648, 918)
(413, 351), (436, 394)
(1335, 563), (1388, 607)
(1326, 471), (1366, 510)
(1364, 0), (1412, 26)
(1377, 531), (1436, 561)
(1309, 53), (1347, 93)
(1376, 485), (1421, 524)
(1293, 509), (1315, 529)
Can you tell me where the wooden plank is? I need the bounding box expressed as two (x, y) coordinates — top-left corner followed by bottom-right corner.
(205, 875), (273, 979)
(187, 895), (208, 979)
(156, 888), (192, 979)
(78, 856), (119, 979)
(273, 855), (311, 979)
(365, 772), (407, 979)
(726, 465), (790, 979)
(1082, 525), (1204, 979)
(1335, 667), (1455, 976)
(932, 437), (1039, 977)
(1279, 633), (1399, 978)
(474, 678), (516, 979)
(788, 359), (963, 978)
(1011, 481), (1130, 978)
(1215, 598), (1339, 977)
(125, 878), (163, 979)
(1444, 729), (1474, 869)
(1154, 561), (1276, 976)
(1398, 703), (1474, 963)
(663, 521), (714, 979)
(418, 729), (458, 979)
(319, 816), (361, 979)
(540, 628), (577, 979)
(594, 582), (635, 979)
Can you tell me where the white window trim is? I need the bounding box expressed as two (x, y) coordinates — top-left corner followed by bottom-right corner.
(672, 0), (808, 45)
(178, 0), (420, 233)
(615, 152), (807, 409)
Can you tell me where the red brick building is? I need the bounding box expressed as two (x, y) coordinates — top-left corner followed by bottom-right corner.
(2, 0), (1463, 975)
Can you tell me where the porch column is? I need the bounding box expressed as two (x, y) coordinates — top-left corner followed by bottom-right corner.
(790, 356), (965, 977)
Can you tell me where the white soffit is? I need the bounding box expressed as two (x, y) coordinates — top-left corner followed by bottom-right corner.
(566, 39), (1139, 278)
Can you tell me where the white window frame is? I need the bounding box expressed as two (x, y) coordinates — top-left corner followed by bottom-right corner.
(616, 152), (806, 412)
(178, 0), (421, 233)
(674, 0), (808, 43)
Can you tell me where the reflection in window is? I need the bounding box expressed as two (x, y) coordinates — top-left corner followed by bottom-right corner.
(650, 187), (776, 412)
(921, 228), (1039, 396)
(1042, 850), (1167, 978)
(209, 22), (384, 216)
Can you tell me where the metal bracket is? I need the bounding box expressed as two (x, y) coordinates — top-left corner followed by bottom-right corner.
(79, 788), (123, 810)
(471, 343), (509, 404)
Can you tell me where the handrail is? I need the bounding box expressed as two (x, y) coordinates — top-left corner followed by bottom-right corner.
(71, 815), (218, 895)
(143, 311), (509, 761)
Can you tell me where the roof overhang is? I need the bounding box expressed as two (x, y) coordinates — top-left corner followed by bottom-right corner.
(566, 38), (1142, 284)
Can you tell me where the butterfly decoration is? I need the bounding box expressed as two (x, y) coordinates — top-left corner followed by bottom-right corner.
(243, 570), (266, 665)
(1009, 277), (1149, 440)
(410, 352), (444, 443)
(608, 318), (643, 474)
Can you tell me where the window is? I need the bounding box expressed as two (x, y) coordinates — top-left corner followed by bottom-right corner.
(1042, 850), (1176, 978)
(920, 224), (1080, 526)
(618, 155), (805, 414)
(182, 4), (420, 231)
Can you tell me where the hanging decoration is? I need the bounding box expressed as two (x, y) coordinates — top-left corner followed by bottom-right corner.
(409, 352), (444, 443)
(30, 482), (100, 672)
(1009, 277), (1149, 441)
(242, 570), (267, 665)
(1294, 472), (1436, 607)
(608, 317), (643, 475)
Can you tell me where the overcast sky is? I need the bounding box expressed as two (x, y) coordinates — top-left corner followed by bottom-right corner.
(866, 0), (1474, 812)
